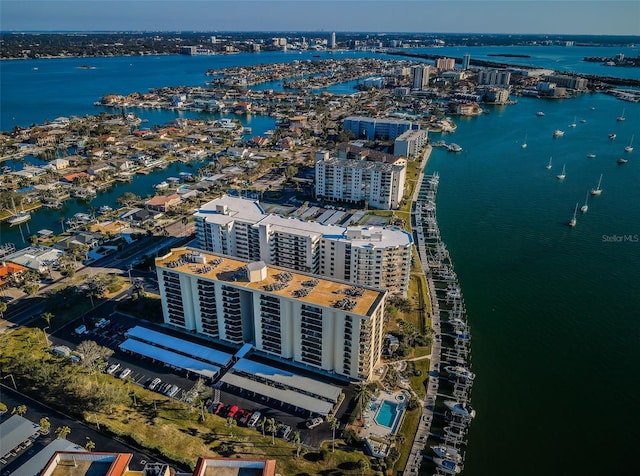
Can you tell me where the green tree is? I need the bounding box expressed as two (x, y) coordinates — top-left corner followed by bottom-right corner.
(266, 417), (277, 445)
(85, 439), (96, 451)
(258, 416), (267, 437)
(55, 425), (71, 439)
(328, 416), (339, 453)
(41, 312), (55, 345)
(0, 402), (7, 414)
(226, 416), (237, 437)
(12, 404), (27, 416)
(358, 458), (369, 476)
(0, 302), (6, 319)
(117, 192), (141, 207)
(354, 381), (372, 422)
(23, 282), (39, 296)
(29, 234), (39, 246)
(291, 431), (302, 457)
(39, 417), (51, 435)
(76, 340), (113, 370)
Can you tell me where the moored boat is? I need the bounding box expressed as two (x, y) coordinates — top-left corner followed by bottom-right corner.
(431, 445), (463, 463)
(556, 164), (566, 180)
(445, 400), (477, 419)
(590, 174), (603, 196)
(552, 129), (565, 138)
(434, 457), (462, 474)
(445, 365), (475, 380)
(7, 211), (31, 226)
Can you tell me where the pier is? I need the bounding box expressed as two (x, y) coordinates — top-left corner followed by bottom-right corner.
(404, 165), (475, 475)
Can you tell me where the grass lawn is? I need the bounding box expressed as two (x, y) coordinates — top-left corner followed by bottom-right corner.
(409, 358), (431, 399)
(394, 407), (421, 473)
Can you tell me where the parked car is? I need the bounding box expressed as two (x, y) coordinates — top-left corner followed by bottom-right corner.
(213, 402), (225, 415)
(106, 363), (120, 375)
(226, 405), (239, 419)
(119, 368), (132, 379)
(277, 424), (292, 440)
(148, 378), (162, 391)
(306, 417), (323, 429)
(239, 411), (253, 426)
(247, 411), (261, 428)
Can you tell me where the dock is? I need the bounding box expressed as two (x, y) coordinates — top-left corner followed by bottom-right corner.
(403, 163), (475, 475)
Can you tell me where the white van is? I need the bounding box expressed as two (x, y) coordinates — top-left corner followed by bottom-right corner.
(119, 368), (132, 379)
(247, 411), (261, 428)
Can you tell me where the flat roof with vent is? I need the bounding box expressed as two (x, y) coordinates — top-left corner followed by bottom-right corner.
(157, 247), (386, 317)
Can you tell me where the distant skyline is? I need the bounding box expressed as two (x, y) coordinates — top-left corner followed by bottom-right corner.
(1, 1), (639, 36)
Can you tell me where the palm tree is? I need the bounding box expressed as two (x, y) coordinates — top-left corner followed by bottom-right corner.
(55, 425), (71, 439)
(354, 381), (372, 423)
(85, 439), (96, 452)
(258, 416), (267, 437)
(291, 431), (302, 457)
(0, 301), (6, 319)
(329, 416), (339, 453)
(41, 312), (54, 345)
(226, 416), (236, 437)
(39, 417), (51, 435)
(266, 417), (277, 445)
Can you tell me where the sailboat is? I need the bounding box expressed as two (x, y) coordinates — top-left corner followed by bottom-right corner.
(568, 116), (577, 128)
(546, 156), (552, 170)
(590, 174), (603, 196)
(624, 135), (634, 153)
(556, 164), (566, 180)
(580, 191), (589, 213)
(617, 109), (625, 122)
(7, 197), (31, 226)
(617, 157), (628, 164)
(521, 133), (528, 149)
(568, 203), (578, 227)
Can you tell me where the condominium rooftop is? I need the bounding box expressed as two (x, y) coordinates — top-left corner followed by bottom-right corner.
(157, 247), (386, 316)
(195, 195), (412, 248)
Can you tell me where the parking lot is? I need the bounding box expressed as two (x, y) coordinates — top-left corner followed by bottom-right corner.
(49, 311), (348, 449)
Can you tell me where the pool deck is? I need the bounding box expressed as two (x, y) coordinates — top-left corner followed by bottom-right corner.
(360, 389), (409, 443)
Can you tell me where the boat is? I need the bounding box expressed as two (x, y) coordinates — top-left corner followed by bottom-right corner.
(97, 205), (113, 215)
(447, 143), (463, 153)
(154, 181), (169, 190)
(617, 157), (628, 164)
(624, 135), (634, 153)
(590, 174), (603, 196)
(433, 457), (462, 474)
(536, 111), (545, 116)
(546, 156), (552, 170)
(580, 191), (589, 214)
(445, 400), (477, 419)
(609, 133), (617, 140)
(443, 425), (466, 442)
(587, 153), (596, 159)
(580, 119), (587, 123)
(617, 109), (625, 121)
(7, 211), (31, 226)
(556, 164), (566, 180)
(431, 445), (463, 464)
(445, 365), (475, 380)
(552, 129), (564, 138)
(521, 134), (528, 149)
(568, 203), (578, 227)
(568, 116), (577, 128)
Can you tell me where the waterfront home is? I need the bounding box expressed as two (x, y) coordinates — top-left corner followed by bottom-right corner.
(0, 261), (28, 287)
(146, 193), (182, 212)
(227, 147), (252, 159)
(3, 246), (65, 273)
(54, 231), (104, 253)
(87, 162), (114, 176)
(50, 158), (70, 170)
(120, 207), (162, 225)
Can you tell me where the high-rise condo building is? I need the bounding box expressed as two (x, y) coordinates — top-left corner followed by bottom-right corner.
(436, 57), (456, 71)
(411, 64), (430, 89)
(462, 53), (471, 70)
(194, 195), (413, 295)
(478, 69), (512, 88)
(343, 116), (419, 141)
(330, 32), (336, 49)
(156, 248), (387, 380)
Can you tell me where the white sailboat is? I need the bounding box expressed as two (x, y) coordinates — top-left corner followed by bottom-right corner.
(568, 116), (577, 128)
(617, 108), (625, 122)
(556, 164), (566, 180)
(590, 174), (603, 196)
(521, 133), (528, 149)
(580, 191), (589, 213)
(568, 203), (578, 227)
(546, 156), (552, 170)
(587, 153), (596, 159)
(624, 134), (634, 153)
(7, 197), (31, 226)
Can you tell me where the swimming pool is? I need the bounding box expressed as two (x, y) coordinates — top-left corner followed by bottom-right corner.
(375, 400), (399, 428)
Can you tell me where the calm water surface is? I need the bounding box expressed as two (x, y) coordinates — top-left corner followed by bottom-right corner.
(2, 48), (639, 476)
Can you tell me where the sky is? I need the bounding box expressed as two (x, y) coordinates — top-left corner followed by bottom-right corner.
(1, 1), (639, 36)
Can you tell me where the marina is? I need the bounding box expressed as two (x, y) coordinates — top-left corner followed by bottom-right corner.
(410, 170), (476, 476)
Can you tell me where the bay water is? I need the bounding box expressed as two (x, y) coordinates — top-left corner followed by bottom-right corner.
(1, 46), (639, 475)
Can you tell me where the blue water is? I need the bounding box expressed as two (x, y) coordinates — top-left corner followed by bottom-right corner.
(1, 46), (640, 476)
(375, 400), (399, 428)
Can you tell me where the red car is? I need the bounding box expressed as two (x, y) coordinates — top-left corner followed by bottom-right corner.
(213, 402), (225, 415)
(226, 405), (239, 419)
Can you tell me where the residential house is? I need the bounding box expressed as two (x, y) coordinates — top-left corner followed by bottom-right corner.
(0, 262), (28, 287)
(146, 193), (182, 212)
(120, 207), (163, 225)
